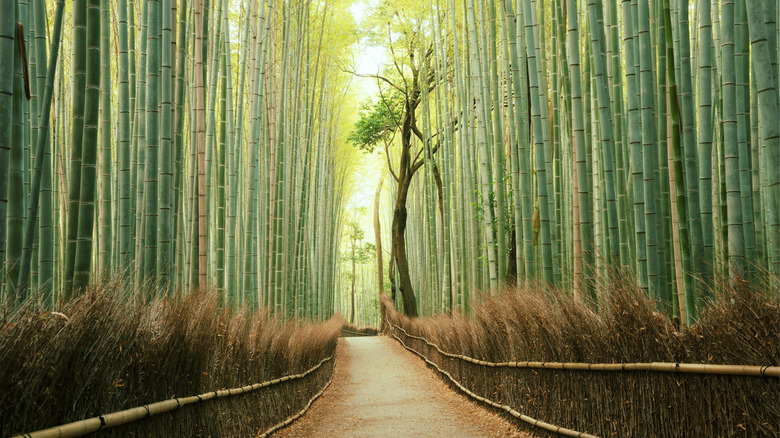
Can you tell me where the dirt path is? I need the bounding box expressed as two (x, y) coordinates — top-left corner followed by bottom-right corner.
(274, 336), (528, 437)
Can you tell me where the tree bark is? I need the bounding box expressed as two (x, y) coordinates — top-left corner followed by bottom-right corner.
(350, 236), (356, 324)
(374, 172), (385, 325)
(391, 176), (417, 317)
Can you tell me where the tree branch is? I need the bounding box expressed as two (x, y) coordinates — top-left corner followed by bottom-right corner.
(385, 142), (400, 183)
(340, 66), (406, 94)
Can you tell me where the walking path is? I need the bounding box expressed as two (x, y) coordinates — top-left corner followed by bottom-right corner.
(274, 336), (528, 437)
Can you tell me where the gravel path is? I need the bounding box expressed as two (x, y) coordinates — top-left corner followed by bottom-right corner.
(274, 336), (528, 437)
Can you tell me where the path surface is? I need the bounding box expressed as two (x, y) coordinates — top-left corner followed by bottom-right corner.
(274, 336), (528, 437)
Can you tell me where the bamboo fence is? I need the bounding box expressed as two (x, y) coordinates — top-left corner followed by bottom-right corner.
(389, 319), (599, 438)
(391, 323), (780, 378)
(12, 356), (333, 438)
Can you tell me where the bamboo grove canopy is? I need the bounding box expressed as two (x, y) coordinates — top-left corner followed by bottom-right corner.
(0, 0), (356, 319)
(0, 0), (778, 324)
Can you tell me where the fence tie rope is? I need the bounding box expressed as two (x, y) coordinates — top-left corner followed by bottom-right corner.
(13, 356), (334, 438)
(389, 319), (780, 377)
(386, 319), (599, 438)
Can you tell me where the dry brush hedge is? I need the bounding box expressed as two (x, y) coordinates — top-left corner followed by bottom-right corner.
(0, 285), (341, 437)
(383, 281), (780, 437)
(340, 322), (379, 337)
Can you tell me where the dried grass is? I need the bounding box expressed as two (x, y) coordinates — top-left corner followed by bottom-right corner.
(340, 322), (379, 337)
(0, 282), (342, 437)
(384, 276), (780, 437)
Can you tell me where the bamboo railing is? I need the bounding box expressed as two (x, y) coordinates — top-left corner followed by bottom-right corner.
(387, 319), (599, 438)
(392, 323), (780, 378)
(387, 316), (780, 438)
(256, 377), (333, 438)
(12, 356), (333, 438)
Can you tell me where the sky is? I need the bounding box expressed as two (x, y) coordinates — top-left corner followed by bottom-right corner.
(345, 0), (389, 216)
(349, 0), (388, 101)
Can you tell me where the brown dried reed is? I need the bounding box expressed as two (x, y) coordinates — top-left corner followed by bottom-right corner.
(0, 283), (342, 437)
(384, 277), (780, 437)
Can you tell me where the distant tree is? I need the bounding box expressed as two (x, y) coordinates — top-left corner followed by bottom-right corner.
(347, 14), (440, 317)
(341, 220), (376, 324)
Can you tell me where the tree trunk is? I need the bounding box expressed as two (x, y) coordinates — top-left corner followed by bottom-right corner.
(374, 172), (385, 325)
(350, 235), (356, 324)
(392, 175), (418, 317)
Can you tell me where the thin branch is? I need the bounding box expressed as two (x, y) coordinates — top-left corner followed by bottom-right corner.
(340, 66), (406, 94)
(385, 142), (400, 182)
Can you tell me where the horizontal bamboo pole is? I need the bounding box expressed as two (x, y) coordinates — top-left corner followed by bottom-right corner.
(13, 356), (333, 438)
(391, 322), (780, 378)
(390, 329), (599, 438)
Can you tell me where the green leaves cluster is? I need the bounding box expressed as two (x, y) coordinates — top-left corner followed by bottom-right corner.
(346, 92), (404, 154)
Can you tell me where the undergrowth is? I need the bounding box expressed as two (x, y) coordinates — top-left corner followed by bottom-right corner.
(384, 276), (780, 437)
(0, 283), (342, 437)
(340, 322), (379, 337)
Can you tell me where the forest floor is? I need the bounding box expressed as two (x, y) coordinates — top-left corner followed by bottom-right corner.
(273, 336), (528, 437)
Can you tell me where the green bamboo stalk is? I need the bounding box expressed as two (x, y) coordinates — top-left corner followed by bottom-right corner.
(487, 0), (508, 280)
(735, 0), (757, 272)
(567, 0), (593, 298)
(98, 0), (111, 277)
(194, 0), (207, 287)
(0, 0), (14, 300)
(622, 0), (649, 292)
(158, 0), (173, 290)
(34, 0), (53, 301)
(721, 0), (746, 278)
(72, 0), (102, 290)
(118, 0), (132, 274)
(745, 0), (780, 277)
(697, 0), (714, 277)
(522, 0), (553, 283)
(172, 0), (188, 290)
(62, 0), (87, 298)
(467, 0), (498, 292)
(586, 0), (619, 265)
(5, 4), (25, 300)
(142, 0), (160, 286)
(638, 0), (663, 304)
(501, 0), (534, 282)
(16, 0), (66, 300)
(663, 0), (694, 326)
(678, 0), (706, 309)
(132, 3), (149, 285)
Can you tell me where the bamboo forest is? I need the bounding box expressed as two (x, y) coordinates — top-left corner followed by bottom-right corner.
(0, 0), (778, 436)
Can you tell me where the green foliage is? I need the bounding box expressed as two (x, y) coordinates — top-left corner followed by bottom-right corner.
(347, 92), (404, 154)
(342, 220), (376, 265)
